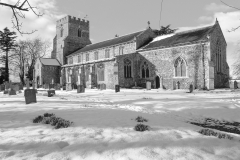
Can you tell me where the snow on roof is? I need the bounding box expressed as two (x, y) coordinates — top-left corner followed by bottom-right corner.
(150, 34), (175, 43)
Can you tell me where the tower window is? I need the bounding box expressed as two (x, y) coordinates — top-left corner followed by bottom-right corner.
(78, 29), (82, 37)
(141, 62), (149, 78)
(124, 59), (132, 78)
(216, 41), (221, 72)
(60, 28), (64, 37)
(105, 49), (110, 58)
(94, 52), (98, 60)
(174, 57), (187, 77)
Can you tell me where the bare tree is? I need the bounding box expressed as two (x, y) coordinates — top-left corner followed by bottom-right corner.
(0, 0), (43, 34)
(24, 38), (51, 80)
(10, 41), (28, 84)
(221, 0), (240, 32)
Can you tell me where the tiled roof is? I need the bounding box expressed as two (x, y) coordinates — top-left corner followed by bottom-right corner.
(142, 25), (215, 50)
(68, 30), (144, 56)
(40, 58), (61, 66)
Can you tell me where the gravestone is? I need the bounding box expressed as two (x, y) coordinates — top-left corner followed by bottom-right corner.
(47, 90), (55, 97)
(230, 81), (234, 89)
(100, 84), (106, 90)
(177, 81), (180, 89)
(0, 84), (4, 92)
(234, 81), (238, 89)
(146, 82), (151, 90)
(77, 85), (85, 93)
(19, 83), (23, 90)
(5, 82), (10, 90)
(115, 85), (120, 93)
(9, 88), (16, 95)
(24, 78), (37, 104)
(97, 84), (101, 90)
(44, 84), (49, 89)
(189, 84), (193, 93)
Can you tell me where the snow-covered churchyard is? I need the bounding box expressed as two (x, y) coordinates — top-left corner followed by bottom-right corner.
(1, 88), (240, 160)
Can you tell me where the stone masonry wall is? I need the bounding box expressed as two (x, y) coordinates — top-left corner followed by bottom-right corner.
(138, 44), (207, 89)
(209, 22), (229, 88)
(42, 66), (61, 84)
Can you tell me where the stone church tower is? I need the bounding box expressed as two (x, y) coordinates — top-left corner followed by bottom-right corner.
(51, 15), (91, 65)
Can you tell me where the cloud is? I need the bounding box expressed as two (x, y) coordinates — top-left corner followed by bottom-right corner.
(198, 16), (213, 22)
(205, 3), (233, 12)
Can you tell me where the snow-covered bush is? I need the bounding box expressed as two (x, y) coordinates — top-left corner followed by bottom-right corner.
(199, 129), (233, 140)
(134, 124), (149, 132)
(33, 113), (73, 129)
(135, 116), (148, 122)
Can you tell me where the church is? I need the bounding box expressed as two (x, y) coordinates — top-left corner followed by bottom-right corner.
(36, 15), (229, 90)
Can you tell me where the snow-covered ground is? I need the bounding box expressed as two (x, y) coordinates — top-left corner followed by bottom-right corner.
(1, 88), (240, 160)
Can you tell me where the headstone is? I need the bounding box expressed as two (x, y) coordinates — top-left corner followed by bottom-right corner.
(189, 84), (193, 93)
(115, 85), (120, 93)
(47, 90), (55, 97)
(97, 84), (101, 90)
(100, 84), (106, 90)
(44, 84), (49, 89)
(146, 82), (151, 90)
(177, 81), (180, 89)
(230, 81), (234, 89)
(19, 83), (23, 90)
(66, 83), (72, 91)
(234, 81), (238, 89)
(5, 82), (10, 90)
(9, 88), (16, 95)
(77, 85), (85, 93)
(63, 85), (66, 90)
(14, 85), (19, 92)
(0, 84), (4, 92)
(24, 89), (37, 104)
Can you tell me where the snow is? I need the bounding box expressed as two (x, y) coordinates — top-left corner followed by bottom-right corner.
(150, 34), (175, 43)
(0, 88), (240, 159)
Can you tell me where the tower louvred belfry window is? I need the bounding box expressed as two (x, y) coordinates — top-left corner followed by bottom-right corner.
(174, 57), (186, 77)
(60, 28), (64, 37)
(141, 62), (149, 78)
(124, 59), (132, 78)
(78, 29), (82, 37)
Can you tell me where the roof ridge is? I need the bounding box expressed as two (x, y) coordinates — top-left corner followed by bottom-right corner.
(84, 29), (144, 48)
(176, 25), (214, 35)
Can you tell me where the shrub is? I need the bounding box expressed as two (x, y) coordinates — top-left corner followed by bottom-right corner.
(135, 116), (148, 123)
(32, 113), (73, 129)
(199, 129), (233, 140)
(134, 124), (149, 132)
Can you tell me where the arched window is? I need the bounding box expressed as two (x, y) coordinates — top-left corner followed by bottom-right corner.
(60, 28), (64, 37)
(174, 57), (187, 77)
(78, 29), (82, 37)
(141, 62), (149, 78)
(124, 59), (132, 78)
(94, 52), (98, 60)
(97, 64), (105, 81)
(216, 41), (221, 72)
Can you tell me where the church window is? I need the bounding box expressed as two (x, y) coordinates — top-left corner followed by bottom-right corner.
(60, 28), (64, 37)
(124, 59), (132, 78)
(105, 49), (110, 58)
(141, 62), (149, 78)
(216, 41), (221, 72)
(78, 55), (81, 63)
(97, 64), (105, 81)
(86, 53), (89, 62)
(78, 29), (82, 37)
(174, 57), (187, 77)
(94, 52), (98, 60)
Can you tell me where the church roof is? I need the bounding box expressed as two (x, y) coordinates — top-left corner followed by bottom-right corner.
(39, 58), (61, 66)
(68, 30), (145, 57)
(142, 25), (214, 50)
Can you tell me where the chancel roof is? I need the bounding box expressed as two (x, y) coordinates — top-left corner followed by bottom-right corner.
(40, 58), (61, 66)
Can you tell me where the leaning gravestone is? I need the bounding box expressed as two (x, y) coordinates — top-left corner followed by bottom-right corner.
(24, 78), (37, 104)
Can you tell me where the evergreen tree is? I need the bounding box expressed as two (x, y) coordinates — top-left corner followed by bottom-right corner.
(0, 27), (17, 82)
(158, 25), (177, 36)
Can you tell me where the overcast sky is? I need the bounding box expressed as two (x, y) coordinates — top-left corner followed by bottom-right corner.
(0, 0), (240, 73)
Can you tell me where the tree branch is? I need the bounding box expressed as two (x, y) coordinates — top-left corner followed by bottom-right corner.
(0, 0), (44, 34)
(220, 0), (240, 11)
